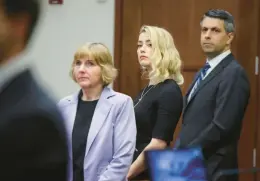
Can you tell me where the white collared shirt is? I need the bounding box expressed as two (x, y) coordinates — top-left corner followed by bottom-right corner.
(0, 51), (31, 93)
(188, 49), (231, 101)
(204, 49), (231, 79)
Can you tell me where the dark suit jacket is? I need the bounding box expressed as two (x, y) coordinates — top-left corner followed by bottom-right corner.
(176, 54), (250, 181)
(0, 69), (68, 181)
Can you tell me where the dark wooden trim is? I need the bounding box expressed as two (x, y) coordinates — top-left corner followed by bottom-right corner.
(256, 0), (260, 172)
(113, 0), (123, 91)
(256, 0), (260, 144)
(255, 1), (260, 180)
(183, 65), (201, 72)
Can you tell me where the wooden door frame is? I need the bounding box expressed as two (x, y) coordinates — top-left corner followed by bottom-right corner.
(113, 0), (123, 92)
(112, 0), (201, 91)
(256, 0), (260, 176)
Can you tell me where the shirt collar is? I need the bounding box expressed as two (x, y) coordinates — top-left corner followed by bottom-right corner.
(207, 49), (231, 69)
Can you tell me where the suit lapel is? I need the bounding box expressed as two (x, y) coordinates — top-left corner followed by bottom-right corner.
(184, 54), (234, 111)
(84, 87), (114, 157)
(184, 71), (201, 107)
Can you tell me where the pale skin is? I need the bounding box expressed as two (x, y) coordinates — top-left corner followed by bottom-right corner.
(200, 17), (234, 59)
(127, 32), (167, 180)
(73, 57), (103, 101)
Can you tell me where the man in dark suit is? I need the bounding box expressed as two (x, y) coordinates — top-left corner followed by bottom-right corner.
(0, 0), (68, 180)
(175, 9), (250, 181)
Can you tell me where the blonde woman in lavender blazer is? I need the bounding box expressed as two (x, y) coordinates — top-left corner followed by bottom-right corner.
(58, 42), (136, 181)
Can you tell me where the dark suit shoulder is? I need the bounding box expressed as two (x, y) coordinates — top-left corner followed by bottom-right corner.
(0, 69), (66, 132)
(223, 59), (247, 76)
(221, 59), (250, 89)
(19, 83), (63, 120)
(0, 70), (68, 181)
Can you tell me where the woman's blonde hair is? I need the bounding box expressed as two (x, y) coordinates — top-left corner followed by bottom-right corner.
(70, 42), (118, 86)
(139, 25), (184, 85)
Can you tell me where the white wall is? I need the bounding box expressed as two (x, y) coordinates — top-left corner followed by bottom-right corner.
(28, 0), (115, 100)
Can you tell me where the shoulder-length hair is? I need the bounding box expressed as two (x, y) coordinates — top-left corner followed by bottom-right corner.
(70, 42), (118, 86)
(140, 25), (184, 85)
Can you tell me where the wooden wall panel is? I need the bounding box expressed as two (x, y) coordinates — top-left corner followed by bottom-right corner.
(114, 1), (259, 180)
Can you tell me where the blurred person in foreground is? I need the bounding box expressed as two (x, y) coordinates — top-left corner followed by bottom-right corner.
(0, 0), (68, 181)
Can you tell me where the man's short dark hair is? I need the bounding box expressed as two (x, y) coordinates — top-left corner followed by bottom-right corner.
(1, 0), (40, 44)
(201, 9), (235, 33)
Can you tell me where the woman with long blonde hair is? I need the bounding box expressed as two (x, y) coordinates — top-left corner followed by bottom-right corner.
(127, 25), (184, 180)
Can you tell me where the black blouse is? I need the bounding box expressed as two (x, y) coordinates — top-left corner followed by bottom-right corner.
(132, 79), (183, 179)
(72, 97), (98, 181)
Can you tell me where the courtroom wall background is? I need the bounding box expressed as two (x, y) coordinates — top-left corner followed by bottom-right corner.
(28, 0), (115, 100)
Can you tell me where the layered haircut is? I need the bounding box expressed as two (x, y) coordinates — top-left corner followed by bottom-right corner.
(139, 25), (184, 85)
(70, 42), (118, 86)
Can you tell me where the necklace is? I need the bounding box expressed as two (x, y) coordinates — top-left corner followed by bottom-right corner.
(134, 85), (155, 107)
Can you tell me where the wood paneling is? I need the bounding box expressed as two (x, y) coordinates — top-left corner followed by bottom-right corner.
(114, 1), (259, 180)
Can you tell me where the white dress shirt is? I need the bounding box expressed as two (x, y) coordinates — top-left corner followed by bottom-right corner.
(204, 49), (231, 79)
(188, 49), (231, 101)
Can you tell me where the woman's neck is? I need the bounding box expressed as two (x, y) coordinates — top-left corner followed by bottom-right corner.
(81, 84), (103, 101)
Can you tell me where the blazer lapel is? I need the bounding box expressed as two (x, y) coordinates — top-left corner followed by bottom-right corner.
(184, 54), (233, 110)
(66, 92), (79, 141)
(84, 87), (115, 157)
(60, 92), (79, 161)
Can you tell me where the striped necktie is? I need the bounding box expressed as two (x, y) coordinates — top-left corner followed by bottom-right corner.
(188, 62), (211, 100)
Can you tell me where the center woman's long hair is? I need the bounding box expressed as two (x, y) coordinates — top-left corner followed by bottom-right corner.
(139, 25), (184, 85)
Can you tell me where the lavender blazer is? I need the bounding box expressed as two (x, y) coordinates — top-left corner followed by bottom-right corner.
(58, 87), (136, 181)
